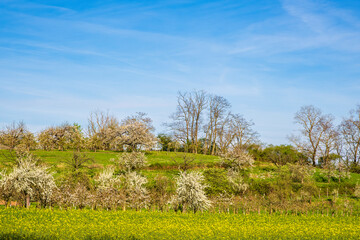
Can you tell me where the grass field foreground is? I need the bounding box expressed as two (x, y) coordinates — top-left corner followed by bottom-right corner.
(0, 208), (359, 239)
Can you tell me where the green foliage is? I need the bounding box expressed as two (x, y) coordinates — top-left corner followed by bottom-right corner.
(157, 133), (173, 151)
(249, 180), (272, 195)
(350, 164), (360, 174)
(203, 168), (231, 195)
(262, 145), (308, 167)
(1, 149), (360, 212)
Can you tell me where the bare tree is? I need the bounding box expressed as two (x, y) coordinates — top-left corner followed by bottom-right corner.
(290, 105), (334, 166)
(63, 152), (94, 172)
(171, 153), (195, 171)
(230, 114), (259, 151)
(167, 90), (207, 153)
(190, 90), (208, 153)
(339, 105), (360, 165)
(319, 116), (338, 167)
(87, 111), (119, 151)
(216, 114), (259, 154)
(167, 92), (193, 151)
(204, 95), (231, 155)
(216, 113), (235, 154)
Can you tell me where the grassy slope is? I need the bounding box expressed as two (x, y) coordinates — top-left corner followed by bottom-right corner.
(0, 150), (220, 167)
(0, 149), (359, 189)
(0, 150), (221, 180)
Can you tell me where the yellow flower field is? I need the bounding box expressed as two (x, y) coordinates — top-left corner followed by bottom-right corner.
(0, 209), (359, 239)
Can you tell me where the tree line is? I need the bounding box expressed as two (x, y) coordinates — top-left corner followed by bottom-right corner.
(0, 112), (156, 152)
(0, 90), (359, 170)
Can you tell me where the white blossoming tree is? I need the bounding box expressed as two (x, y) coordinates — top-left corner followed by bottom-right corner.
(0, 153), (56, 208)
(112, 152), (148, 172)
(123, 171), (149, 210)
(170, 171), (211, 213)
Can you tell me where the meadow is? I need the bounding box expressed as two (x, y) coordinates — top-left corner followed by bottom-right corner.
(1, 208), (359, 240)
(1, 150), (360, 239)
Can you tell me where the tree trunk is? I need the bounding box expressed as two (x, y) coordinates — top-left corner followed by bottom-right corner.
(25, 194), (30, 208)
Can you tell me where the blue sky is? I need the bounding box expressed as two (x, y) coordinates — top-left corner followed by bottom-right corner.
(0, 0), (359, 145)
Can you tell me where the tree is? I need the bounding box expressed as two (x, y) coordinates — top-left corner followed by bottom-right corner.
(263, 145), (307, 167)
(220, 149), (254, 172)
(68, 123), (85, 151)
(0, 153), (56, 208)
(203, 95), (231, 155)
(0, 121), (36, 150)
(318, 118), (339, 169)
(216, 113), (235, 154)
(230, 114), (259, 151)
(170, 171), (211, 213)
(157, 133), (173, 151)
(290, 105), (335, 166)
(117, 113), (156, 151)
(87, 111), (119, 151)
(63, 152), (94, 172)
(216, 114), (259, 154)
(190, 90), (208, 153)
(167, 90), (208, 153)
(38, 123), (84, 151)
(339, 105), (360, 165)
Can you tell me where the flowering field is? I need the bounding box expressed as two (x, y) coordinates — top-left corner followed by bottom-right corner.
(0, 209), (359, 239)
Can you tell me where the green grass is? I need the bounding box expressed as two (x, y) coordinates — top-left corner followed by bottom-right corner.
(0, 208), (359, 240)
(0, 150), (220, 167)
(0, 150), (221, 180)
(0, 149), (359, 192)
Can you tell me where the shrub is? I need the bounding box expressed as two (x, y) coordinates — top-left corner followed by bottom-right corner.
(220, 150), (254, 172)
(149, 175), (173, 210)
(123, 171), (149, 210)
(95, 166), (121, 190)
(350, 164), (360, 174)
(203, 168), (231, 196)
(249, 180), (272, 196)
(354, 183), (360, 198)
(288, 164), (313, 184)
(227, 170), (249, 195)
(170, 171), (211, 213)
(112, 152), (147, 171)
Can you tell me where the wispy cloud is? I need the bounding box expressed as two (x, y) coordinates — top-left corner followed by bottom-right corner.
(1, 0), (360, 144)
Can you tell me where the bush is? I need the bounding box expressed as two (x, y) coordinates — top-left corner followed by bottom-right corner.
(350, 164), (360, 174)
(112, 152), (148, 171)
(354, 183), (360, 198)
(249, 180), (272, 196)
(123, 171), (149, 210)
(220, 150), (254, 172)
(95, 166), (121, 190)
(227, 170), (249, 195)
(170, 171), (211, 213)
(203, 168), (231, 196)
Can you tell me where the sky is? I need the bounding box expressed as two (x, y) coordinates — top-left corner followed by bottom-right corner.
(0, 0), (360, 145)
